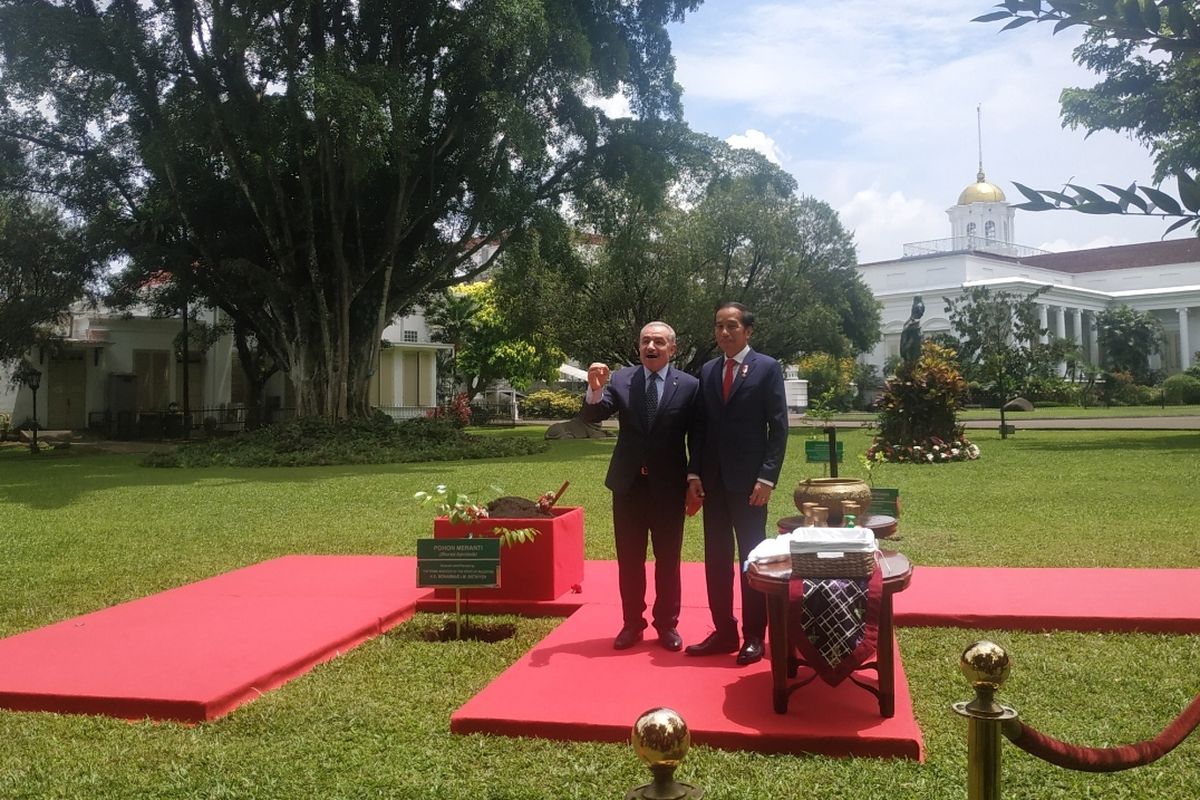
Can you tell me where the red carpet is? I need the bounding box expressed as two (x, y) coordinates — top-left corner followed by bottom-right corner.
(451, 602), (922, 759)
(1, 556), (1196, 761)
(895, 566), (1200, 633)
(0, 556), (423, 722)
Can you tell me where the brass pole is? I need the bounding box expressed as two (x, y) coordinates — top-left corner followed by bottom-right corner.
(952, 641), (1018, 800)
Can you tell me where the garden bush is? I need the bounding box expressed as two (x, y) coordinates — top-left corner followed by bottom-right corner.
(1162, 373), (1200, 405)
(795, 352), (856, 411)
(520, 389), (581, 419)
(143, 415), (546, 467)
(870, 341), (978, 463)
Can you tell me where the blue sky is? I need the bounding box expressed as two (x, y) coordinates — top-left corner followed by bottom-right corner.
(658, 0), (1188, 263)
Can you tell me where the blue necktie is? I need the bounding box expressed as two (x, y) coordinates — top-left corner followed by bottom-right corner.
(645, 373), (659, 427)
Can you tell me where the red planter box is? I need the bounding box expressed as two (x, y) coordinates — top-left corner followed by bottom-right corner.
(432, 506), (584, 600)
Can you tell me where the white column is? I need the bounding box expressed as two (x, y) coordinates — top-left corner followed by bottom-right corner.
(1055, 306), (1068, 376)
(1038, 304), (1049, 344)
(1072, 308), (1084, 361)
(1088, 311), (1100, 366)
(1179, 307), (1192, 370)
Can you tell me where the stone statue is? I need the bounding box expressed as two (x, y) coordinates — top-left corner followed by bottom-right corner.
(900, 295), (925, 364)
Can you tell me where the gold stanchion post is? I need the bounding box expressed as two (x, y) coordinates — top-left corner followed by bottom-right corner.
(625, 708), (704, 800)
(952, 640), (1019, 800)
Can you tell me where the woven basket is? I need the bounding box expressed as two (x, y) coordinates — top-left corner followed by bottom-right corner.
(790, 549), (877, 578)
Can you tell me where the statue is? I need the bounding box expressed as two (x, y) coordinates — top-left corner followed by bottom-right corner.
(900, 295), (925, 364)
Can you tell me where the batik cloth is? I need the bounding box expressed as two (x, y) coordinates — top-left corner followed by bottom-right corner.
(787, 564), (883, 686)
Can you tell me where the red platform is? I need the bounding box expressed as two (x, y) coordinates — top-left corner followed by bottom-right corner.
(433, 506), (584, 601)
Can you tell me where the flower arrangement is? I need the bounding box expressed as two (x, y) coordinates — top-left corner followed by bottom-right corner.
(414, 484), (553, 547)
(867, 434), (980, 464)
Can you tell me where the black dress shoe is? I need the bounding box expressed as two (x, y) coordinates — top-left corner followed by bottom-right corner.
(656, 628), (683, 652)
(684, 631), (739, 657)
(736, 637), (764, 665)
(613, 627), (644, 650)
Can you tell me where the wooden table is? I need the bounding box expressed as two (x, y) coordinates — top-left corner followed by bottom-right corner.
(747, 551), (913, 716)
(776, 513), (897, 539)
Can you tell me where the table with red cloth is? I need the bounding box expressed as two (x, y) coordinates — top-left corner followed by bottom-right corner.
(747, 550), (913, 716)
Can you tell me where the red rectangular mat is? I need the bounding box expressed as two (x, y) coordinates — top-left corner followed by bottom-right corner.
(0, 555), (424, 722)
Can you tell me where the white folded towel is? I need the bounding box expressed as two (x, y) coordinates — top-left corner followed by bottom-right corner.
(748, 528), (877, 564)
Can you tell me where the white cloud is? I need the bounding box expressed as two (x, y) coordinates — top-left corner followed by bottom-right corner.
(725, 129), (783, 164)
(668, 2), (1186, 263)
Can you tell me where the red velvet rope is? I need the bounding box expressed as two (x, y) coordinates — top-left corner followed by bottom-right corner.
(1003, 693), (1200, 772)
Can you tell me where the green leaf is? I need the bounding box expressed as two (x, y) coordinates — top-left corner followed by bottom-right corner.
(972, 11), (1015, 23)
(1001, 16), (1036, 30)
(1066, 183), (1108, 205)
(1100, 183), (1149, 212)
(1177, 171), (1200, 213)
(1140, 185), (1183, 215)
(1013, 181), (1049, 204)
(1075, 201), (1124, 214)
(1162, 216), (1197, 235)
(1013, 200), (1057, 211)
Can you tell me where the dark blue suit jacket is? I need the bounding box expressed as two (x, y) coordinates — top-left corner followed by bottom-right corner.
(690, 349), (789, 494)
(580, 365), (701, 494)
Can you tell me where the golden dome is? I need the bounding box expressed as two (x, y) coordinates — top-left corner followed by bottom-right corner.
(957, 169), (1006, 204)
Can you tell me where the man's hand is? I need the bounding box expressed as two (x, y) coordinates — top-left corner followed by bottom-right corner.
(685, 478), (705, 516)
(749, 481), (772, 507)
(587, 362), (611, 392)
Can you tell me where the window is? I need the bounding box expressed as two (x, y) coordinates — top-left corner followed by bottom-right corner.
(966, 222), (977, 237)
(133, 350), (171, 411)
(402, 330), (418, 343)
(985, 220), (996, 240)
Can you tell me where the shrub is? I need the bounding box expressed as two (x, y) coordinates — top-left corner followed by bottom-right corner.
(426, 392), (471, 428)
(1099, 371), (1158, 406)
(520, 389), (581, 420)
(795, 353), (856, 411)
(143, 415), (546, 467)
(871, 341), (977, 463)
(1162, 373), (1200, 405)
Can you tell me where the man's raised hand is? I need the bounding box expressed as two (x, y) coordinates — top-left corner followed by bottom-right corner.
(587, 362), (611, 392)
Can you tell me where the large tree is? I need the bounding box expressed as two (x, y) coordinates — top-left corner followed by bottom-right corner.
(978, 0), (1200, 232)
(0, 0), (701, 418)
(0, 194), (100, 367)
(494, 134), (881, 370)
(1093, 304), (1164, 383)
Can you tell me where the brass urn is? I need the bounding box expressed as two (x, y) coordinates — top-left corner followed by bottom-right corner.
(792, 478), (872, 526)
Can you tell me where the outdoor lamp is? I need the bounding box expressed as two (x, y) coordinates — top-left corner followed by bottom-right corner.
(24, 367), (42, 453)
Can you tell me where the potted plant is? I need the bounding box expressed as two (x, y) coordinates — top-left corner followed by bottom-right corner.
(415, 484), (584, 601)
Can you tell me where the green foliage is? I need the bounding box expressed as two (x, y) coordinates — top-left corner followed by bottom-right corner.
(942, 285), (1069, 402)
(0, 0), (701, 417)
(1162, 372), (1200, 404)
(795, 352), (856, 411)
(0, 195), (100, 366)
(436, 281), (565, 395)
(413, 484), (540, 549)
(497, 133), (881, 370)
(871, 341), (977, 462)
(142, 416), (546, 468)
(1098, 370), (1163, 406)
(1093, 304), (1164, 383)
(977, 1), (1200, 234)
(520, 389), (582, 419)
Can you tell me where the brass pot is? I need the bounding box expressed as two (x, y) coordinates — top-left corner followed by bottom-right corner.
(792, 478), (872, 526)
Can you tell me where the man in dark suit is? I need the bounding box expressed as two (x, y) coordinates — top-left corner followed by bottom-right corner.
(685, 302), (789, 665)
(582, 321), (702, 651)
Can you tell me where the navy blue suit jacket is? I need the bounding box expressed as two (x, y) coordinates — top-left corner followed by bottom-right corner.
(690, 349), (789, 494)
(580, 365), (701, 494)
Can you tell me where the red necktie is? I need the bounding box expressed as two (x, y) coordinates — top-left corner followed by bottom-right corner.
(722, 358), (736, 402)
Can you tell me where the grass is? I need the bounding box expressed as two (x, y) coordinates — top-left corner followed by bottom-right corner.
(830, 403), (1200, 422)
(1, 427), (1199, 798)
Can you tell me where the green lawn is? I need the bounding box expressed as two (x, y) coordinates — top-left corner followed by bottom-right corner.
(1, 428), (1198, 798)
(831, 404), (1200, 422)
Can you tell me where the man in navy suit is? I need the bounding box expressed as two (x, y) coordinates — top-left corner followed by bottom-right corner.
(582, 321), (702, 651)
(685, 302), (789, 665)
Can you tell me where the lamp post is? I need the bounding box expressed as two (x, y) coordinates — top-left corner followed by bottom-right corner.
(24, 367), (41, 453)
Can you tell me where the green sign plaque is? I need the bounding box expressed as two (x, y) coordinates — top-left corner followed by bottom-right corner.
(416, 538), (501, 588)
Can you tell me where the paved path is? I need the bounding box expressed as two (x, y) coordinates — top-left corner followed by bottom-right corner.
(790, 415), (1199, 430)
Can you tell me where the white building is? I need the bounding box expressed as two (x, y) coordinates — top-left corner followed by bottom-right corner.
(0, 305), (450, 435)
(859, 169), (1200, 377)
